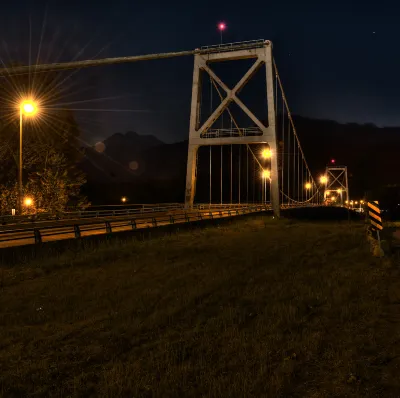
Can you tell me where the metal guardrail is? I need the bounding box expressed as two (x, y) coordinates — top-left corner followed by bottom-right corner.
(200, 40), (266, 53)
(0, 205), (270, 247)
(0, 203), (273, 226)
(0, 202), (319, 229)
(202, 127), (263, 138)
(0, 203), (185, 226)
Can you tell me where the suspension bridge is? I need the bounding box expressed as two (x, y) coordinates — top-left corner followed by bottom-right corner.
(0, 39), (350, 247)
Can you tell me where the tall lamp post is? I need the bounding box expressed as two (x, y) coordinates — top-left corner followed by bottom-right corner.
(19, 100), (38, 214)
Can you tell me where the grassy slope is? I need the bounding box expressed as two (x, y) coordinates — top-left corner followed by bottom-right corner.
(1, 217), (400, 397)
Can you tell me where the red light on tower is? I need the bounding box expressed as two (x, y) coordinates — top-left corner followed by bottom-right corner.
(218, 22), (226, 31)
(331, 159), (335, 164)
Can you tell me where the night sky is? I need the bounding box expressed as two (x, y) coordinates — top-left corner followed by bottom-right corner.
(2, 0), (399, 145)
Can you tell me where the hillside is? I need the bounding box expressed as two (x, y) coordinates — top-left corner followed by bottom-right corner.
(0, 217), (399, 396)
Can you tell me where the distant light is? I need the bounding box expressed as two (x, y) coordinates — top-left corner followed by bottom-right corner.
(331, 196), (337, 202)
(218, 22), (226, 31)
(355, 201), (358, 205)
(337, 189), (342, 194)
(129, 160), (139, 170)
(305, 182), (312, 190)
(331, 159), (335, 164)
(360, 200), (364, 204)
(121, 197), (127, 203)
(95, 142), (106, 153)
(320, 175), (328, 184)
(345, 200), (348, 204)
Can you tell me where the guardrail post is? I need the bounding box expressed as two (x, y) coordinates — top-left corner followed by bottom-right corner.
(152, 218), (157, 227)
(105, 221), (112, 234)
(198, 212), (203, 220)
(209, 211), (213, 219)
(185, 213), (190, 222)
(219, 211), (223, 217)
(33, 228), (42, 244)
(131, 220), (137, 229)
(169, 215), (175, 224)
(228, 210), (232, 217)
(74, 225), (81, 239)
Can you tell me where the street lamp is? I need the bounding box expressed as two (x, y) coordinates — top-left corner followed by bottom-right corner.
(262, 169), (270, 179)
(19, 99), (38, 214)
(261, 148), (272, 159)
(305, 182), (311, 190)
(121, 196), (127, 203)
(24, 197), (33, 207)
(320, 175), (328, 184)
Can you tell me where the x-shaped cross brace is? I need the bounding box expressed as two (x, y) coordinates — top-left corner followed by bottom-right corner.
(326, 170), (347, 190)
(196, 58), (265, 137)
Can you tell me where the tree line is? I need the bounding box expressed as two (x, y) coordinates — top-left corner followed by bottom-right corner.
(0, 67), (87, 215)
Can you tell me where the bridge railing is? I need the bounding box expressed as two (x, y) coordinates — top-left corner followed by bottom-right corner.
(0, 203), (186, 226)
(200, 40), (265, 53)
(0, 203), (274, 226)
(0, 205), (269, 247)
(0, 202), (318, 227)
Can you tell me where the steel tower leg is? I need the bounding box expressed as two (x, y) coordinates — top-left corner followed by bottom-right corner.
(185, 144), (199, 208)
(264, 43), (280, 218)
(185, 54), (202, 209)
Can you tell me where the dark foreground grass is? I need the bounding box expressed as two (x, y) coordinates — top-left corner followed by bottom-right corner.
(1, 217), (400, 397)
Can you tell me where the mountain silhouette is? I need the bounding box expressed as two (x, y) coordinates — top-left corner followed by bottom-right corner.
(79, 117), (400, 204)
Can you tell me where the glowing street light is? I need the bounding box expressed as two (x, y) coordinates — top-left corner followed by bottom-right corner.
(18, 99), (39, 214)
(331, 196), (337, 202)
(24, 197), (33, 207)
(305, 182), (312, 190)
(337, 189), (342, 194)
(345, 200), (349, 204)
(21, 101), (37, 116)
(121, 196), (127, 203)
(261, 148), (272, 159)
(262, 169), (271, 179)
(320, 175), (328, 184)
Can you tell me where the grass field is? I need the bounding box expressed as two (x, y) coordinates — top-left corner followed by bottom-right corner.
(1, 216), (400, 397)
